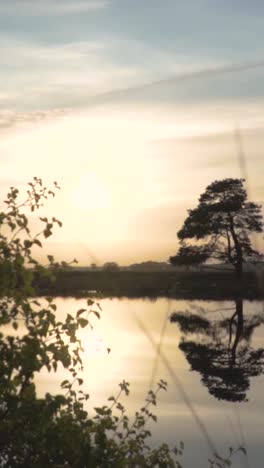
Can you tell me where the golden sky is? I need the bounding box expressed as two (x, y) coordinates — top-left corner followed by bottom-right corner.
(1, 101), (263, 265)
(0, 1), (264, 264)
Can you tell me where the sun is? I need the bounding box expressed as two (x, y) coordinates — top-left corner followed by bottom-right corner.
(72, 172), (111, 211)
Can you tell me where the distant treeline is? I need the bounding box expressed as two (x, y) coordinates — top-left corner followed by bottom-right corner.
(79, 261), (177, 272)
(67, 260), (264, 273)
(35, 269), (264, 300)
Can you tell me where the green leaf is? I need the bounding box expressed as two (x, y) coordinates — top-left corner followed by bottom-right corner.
(79, 318), (89, 328)
(24, 240), (32, 248)
(61, 380), (70, 389)
(44, 228), (52, 238)
(92, 310), (100, 320)
(76, 309), (86, 317)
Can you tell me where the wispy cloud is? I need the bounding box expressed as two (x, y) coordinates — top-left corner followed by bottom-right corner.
(0, 0), (109, 15)
(0, 108), (71, 132)
(0, 39), (147, 112)
(1, 37), (211, 115)
(1, 34), (264, 133)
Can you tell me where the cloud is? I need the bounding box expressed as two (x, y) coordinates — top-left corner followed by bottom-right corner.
(0, 38), (152, 113)
(0, 0), (109, 15)
(3, 31), (243, 116)
(0, 108), (71, 132)
(0, 98), (263, 262)
(0, 37), (216, 119)
(2, 29), (264, 119)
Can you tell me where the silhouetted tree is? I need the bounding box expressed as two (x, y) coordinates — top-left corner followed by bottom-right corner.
(170, 179), (263, 276)
(171, 300), (264, 402)
(102, 261), (120, 271)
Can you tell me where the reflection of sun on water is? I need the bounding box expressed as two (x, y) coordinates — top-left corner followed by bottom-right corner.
(72, 173), (111, 212)
(82, 331), (109, 356)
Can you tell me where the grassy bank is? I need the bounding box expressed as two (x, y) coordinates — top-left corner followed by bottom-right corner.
(36, 269), (264, 300)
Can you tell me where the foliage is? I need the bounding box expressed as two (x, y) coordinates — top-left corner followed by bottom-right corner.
(0, 179), (183, 467)
(102, 261), (120, 271)
(0, 179), (246, 467)
(170, 245), (210, 268)
(170, 178), (263, 276)
(208, 447), (247, 468)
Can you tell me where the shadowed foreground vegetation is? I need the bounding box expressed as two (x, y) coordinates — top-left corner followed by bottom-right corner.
(36, 269), (264, 300)
(1, 179), (245, 467)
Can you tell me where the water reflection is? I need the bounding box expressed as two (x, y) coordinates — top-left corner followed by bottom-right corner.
(170, 299), (264, 402)
(33, 297), (264, 467)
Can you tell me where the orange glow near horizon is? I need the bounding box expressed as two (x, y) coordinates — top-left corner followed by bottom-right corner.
(0, 102), (263, 264)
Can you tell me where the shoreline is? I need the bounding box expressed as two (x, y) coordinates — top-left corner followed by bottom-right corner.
(35, 270), (264, 300)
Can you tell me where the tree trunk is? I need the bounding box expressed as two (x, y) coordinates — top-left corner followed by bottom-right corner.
(228, 213), (243, 277)
(231, 298), (244, 367)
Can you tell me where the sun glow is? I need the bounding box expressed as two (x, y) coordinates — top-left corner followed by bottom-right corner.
(72, 172), (111, 211)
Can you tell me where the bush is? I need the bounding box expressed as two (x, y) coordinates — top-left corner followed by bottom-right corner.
(0, 179), (243, 467)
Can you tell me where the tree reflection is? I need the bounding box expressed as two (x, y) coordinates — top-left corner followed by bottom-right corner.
(170, 299), (264, 402)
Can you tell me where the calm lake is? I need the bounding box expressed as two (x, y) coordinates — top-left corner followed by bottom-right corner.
(36, 297), (264, 468)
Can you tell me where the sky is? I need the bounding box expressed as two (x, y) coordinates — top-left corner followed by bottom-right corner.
(0, 0), (264, 265)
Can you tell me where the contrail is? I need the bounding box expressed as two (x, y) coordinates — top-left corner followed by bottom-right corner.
(85, 59), (264, 105)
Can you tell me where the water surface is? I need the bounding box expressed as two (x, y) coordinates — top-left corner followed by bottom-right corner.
(36, 297), (264, 468)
